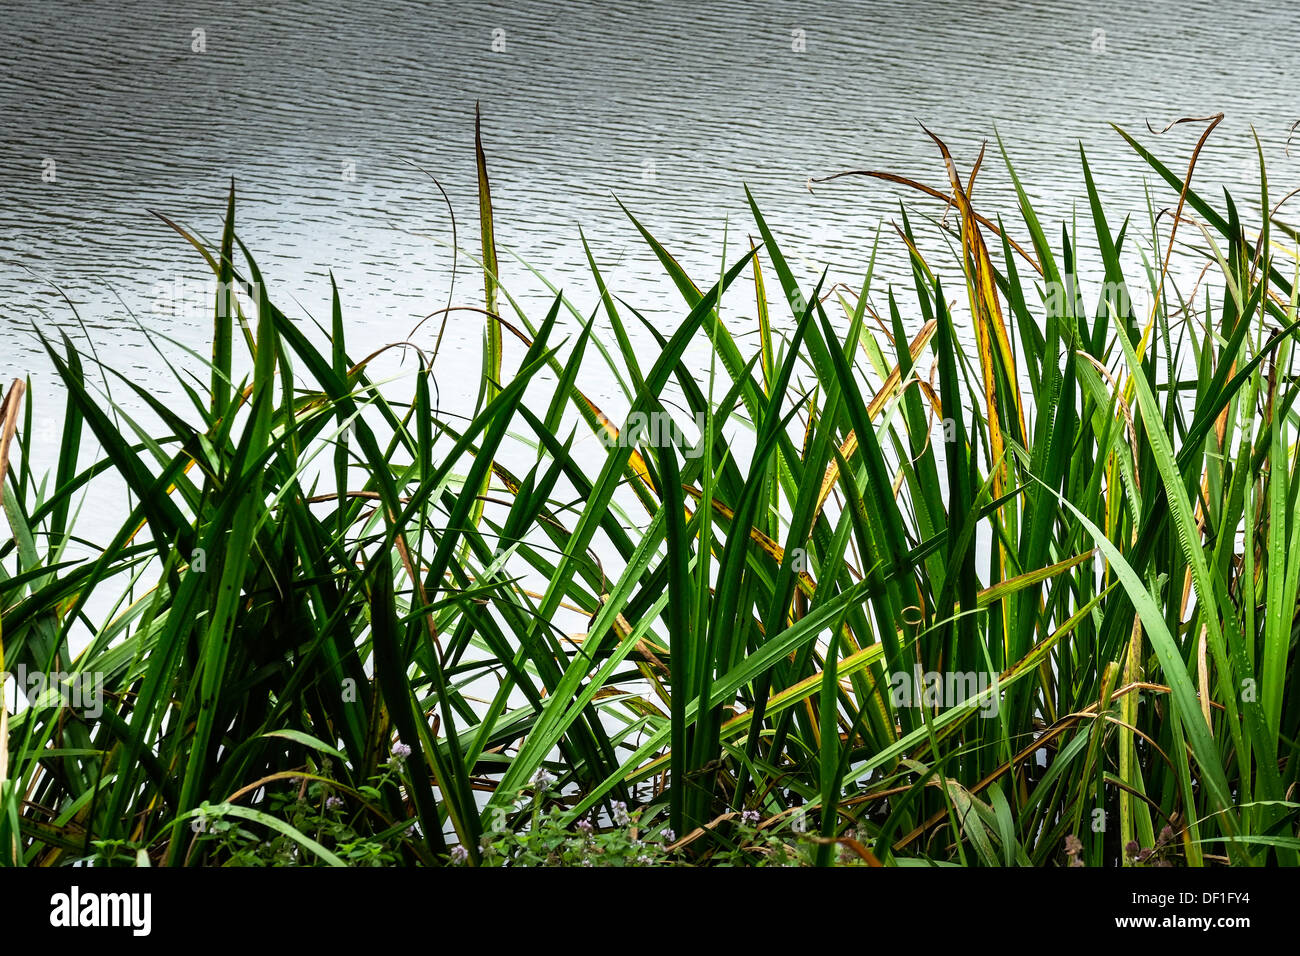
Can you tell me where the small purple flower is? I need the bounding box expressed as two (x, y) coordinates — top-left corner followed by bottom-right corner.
(450, 845), (469, 865)
(662, 828), (676, 843)
(576, 817), (594, 835)
(391, 741), (412, 762)
(1063, 834), (1083, 856)
(741, 810), (761, 826)
(611, 801), (630, 827)
(325, 795), (344, 810)
(532, 768), (557, 792)
(1124, 840), (1140, 857)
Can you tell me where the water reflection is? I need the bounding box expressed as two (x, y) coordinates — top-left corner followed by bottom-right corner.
(1, 0), (1296, 399)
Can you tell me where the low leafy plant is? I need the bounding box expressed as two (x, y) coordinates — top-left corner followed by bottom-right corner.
(477, 801), (676, 868)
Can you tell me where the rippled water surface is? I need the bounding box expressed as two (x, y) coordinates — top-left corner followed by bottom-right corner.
(2, 0), (1298, 423)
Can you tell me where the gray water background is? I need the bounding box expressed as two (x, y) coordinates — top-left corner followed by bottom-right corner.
(1, 0), (1298, 539)
(2, 0), (1299, 791)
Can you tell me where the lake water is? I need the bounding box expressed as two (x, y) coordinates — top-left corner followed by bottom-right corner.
(2, 0), (1298, 485)
(2, 0), (1298, 786)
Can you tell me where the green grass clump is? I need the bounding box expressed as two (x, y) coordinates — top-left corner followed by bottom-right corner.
(2, 117), (1299, 867)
